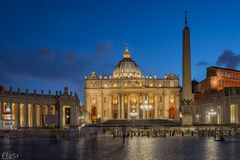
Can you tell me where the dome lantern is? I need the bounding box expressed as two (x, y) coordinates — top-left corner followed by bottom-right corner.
(123, 47), (131, 59)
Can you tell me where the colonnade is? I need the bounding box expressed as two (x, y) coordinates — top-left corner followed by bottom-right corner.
(90, 92), (179, 121)
(0, 101), (57, 128)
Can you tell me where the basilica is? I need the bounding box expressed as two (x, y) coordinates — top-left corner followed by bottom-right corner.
(84, 12), (193, 125)
(84, 48), (180, 122)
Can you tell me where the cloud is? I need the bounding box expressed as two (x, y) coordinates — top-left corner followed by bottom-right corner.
(64, 53), (77, 63)
(197, 61), (208, 67)
(216, 50), (240, 69)
(95, 40), (112, 57)
(37, 48), (55, 60)
(0, 40), (115, 92)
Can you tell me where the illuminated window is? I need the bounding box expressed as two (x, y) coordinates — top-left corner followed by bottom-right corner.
(91, 96), (96, 104)
(104, 110), (107, 117)
(113, 96), (118, 104)
(130, 96), (137, 105)
(139, 83), (143, 87)
(113, 83), (117, 87)
(217, 107), (222, 124)
(124, 83), (128, 87)
(170, 81), (174, 87)
(169, 94), (174, 103)
(230, 104), (238, 124)
(149, 83), (153, 87)
(159, 83), (162, 87)
(149, 94), (154, 104)
(50, 106), (55, 115)
(104, 84), (108, 87)
(92, 82), (96, 87)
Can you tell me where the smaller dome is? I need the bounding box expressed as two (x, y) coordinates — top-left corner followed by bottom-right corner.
(167, 72), (178, 80)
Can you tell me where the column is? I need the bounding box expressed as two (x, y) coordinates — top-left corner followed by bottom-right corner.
(127, 95), (130, 119)
(32, 104), (36, 127)
(70, 106), (74, 126)
(17, 103), (21, 128)
(154, 95), (158, 119)
(73, 106), (76, 126)
(109, 96), (112, 119)
(24, 103), (29, 127)
(85, 96), (90, 121)
(59, 106), (64, 128)
(54, 106), (58, 127)
(75, 106), (79, 126)
(97, 95), (103, 120)
(146, 94), (149, 119)
(164, 93), (169, 118)
(0, 102), (3, 120)
(175, 93), (180, 119)
(143, 95), (146, 119)
(14, 103), (18, 128)
(40, 104), (43, 127)
(101, 93), (103, 120)
(118, 95), (121, 119)
(48, 105), (51, 115)
(121, 95), (124, 119)
(136, 95), (140, 119)
(10, 101), (12, 112)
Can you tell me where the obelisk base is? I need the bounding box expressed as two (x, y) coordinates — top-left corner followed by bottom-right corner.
(181, 105), (193, 126)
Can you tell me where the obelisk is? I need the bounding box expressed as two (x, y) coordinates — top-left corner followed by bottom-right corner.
(181, 11), (193, 125)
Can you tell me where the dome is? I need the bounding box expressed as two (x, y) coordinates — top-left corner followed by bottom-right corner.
(113, 47), (142, 79)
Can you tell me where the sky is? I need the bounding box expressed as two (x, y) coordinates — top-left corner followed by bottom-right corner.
(1, 0), (240, 102)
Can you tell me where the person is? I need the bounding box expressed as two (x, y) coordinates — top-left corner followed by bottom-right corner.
(122, 126), (127, 143)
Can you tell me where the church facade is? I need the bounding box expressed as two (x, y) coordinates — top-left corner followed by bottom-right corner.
(84, 48), (180, 122)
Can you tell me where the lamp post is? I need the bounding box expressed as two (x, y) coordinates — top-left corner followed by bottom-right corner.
(179, 112), (183, 124)
(208, 109), (216, 125)
(140, 100), (152, 119)
(2, 103), (14, 129)
(78, 116), (85, 127)
(196, 113), (200, 124)
(129, 109), (138, 127)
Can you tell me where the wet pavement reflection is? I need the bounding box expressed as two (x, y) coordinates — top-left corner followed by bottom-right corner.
(1, 135), (240, 160)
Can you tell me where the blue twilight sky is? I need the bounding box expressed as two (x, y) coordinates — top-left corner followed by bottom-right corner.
(1, 0), (240, 102)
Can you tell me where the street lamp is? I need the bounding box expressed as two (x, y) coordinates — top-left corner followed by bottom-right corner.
(2, 104), (14, 129)
(208, 109), (216, 125)
(196, 113), (200, 124)
(140, 100), (152, 119)
(78, 116), (85, 127)
(179, 112), (183, 123)
(129, 109), (138, 127)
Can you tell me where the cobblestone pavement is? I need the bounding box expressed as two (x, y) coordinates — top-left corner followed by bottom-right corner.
(1, 135), (240, 160)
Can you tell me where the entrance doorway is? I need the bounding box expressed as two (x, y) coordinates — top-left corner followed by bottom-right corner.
(169, 104), (176, 119)
(65, 108), (70, 125)
(113, 105), (118, 119)
(91, 105), (97, 122)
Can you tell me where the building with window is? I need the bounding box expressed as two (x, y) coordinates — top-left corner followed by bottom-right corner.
(194, 67), (240, 125)
(84, 48), (180, 122)
(199, 66), (240, 94)
(0, 86), (80, 129)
